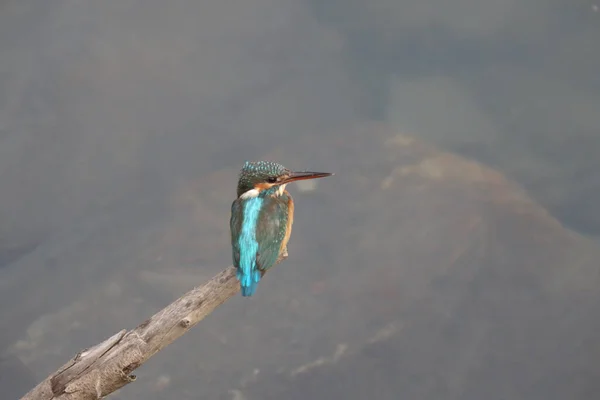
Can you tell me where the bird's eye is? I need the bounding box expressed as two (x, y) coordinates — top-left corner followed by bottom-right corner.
(267, 177), (278, 183)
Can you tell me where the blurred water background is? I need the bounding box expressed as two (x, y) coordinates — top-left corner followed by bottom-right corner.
(1, 1), (599, 399)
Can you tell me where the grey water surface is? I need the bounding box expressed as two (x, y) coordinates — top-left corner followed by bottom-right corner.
(1, 1), (599, 399)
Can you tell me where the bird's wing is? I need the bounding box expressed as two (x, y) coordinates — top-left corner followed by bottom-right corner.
(255, 194), (289, 272)
(230, 198), (243, 268)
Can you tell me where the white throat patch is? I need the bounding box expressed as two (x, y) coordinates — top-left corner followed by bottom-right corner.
(240, 184), (287, 199)
(240, 188), (259, 199)
(276, 184), (288, 196)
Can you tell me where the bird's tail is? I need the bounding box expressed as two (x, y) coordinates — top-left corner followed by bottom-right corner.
(237, 269), (261, 297)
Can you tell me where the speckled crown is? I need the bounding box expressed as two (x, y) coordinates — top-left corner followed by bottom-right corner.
(241, 161), (288, 176)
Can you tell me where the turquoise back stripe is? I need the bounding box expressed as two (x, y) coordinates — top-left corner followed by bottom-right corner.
(238, 197), (263, 279)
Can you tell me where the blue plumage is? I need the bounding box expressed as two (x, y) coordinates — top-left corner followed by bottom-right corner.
(230, 161), (332, 297)
(230, 192), (289, 296)
(236, 197), (263, 296)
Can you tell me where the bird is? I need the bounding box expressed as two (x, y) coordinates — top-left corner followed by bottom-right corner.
(230, 161), (332, 296)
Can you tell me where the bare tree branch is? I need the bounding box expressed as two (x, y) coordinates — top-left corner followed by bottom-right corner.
(21, 251), (288, 400)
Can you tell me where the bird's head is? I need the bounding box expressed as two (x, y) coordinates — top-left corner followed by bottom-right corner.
(236, 161), (332, 198)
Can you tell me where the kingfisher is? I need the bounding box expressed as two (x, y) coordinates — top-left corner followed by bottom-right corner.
(230, 161), (332, 296)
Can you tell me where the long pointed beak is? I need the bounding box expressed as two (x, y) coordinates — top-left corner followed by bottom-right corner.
(283, 171), (334, 183)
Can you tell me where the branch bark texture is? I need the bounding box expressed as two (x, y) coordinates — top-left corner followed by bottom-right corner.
(21, 253), (286, 400)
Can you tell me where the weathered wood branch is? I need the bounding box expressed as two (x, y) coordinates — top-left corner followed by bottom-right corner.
(21, 251), (287, 400)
